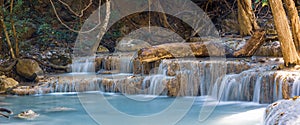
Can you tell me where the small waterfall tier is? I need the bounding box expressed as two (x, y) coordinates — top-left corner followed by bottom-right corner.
(71, 57), (95, 73)
(212, 69), (300, 103)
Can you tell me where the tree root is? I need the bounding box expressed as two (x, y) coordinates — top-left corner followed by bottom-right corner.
(0, 60), (17, 72)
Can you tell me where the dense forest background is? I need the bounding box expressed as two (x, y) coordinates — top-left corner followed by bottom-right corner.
(0, 0), (300, 79)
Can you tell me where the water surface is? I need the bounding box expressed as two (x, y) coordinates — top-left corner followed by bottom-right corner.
(0, 93), (266, 125)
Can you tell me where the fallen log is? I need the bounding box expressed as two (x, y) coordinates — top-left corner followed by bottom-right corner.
(137, 42), (227, 63)
(234, 30), (266, 57)
(136, 30), (266, 63)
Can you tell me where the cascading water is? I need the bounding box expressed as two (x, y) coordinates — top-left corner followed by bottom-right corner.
(39, 55), (300, 104)
(211, 69), (300, 103)
(120, 56), (133, 73)
(71, 57), (95, 73)
(142, 74), (167, 95)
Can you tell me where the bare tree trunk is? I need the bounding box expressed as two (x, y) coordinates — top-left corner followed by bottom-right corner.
(0, 1), (15, 59)
(0, 0), (3, 52)
(0, 30), (2, 52)
(283, 0), (300, 53)
(10, 0), (18, 57)
(269, 0), (300, 66)
(92, 0), (110, 53)
(237, 0), (260, 36)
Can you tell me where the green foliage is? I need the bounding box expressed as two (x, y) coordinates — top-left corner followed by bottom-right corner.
(37, 23), (73, 44)
(255, 0), (269, 7)
(2, 0), (33, 40)
(37, 23), (56, 43)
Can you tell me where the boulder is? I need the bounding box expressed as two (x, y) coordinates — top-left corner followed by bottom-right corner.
(16, 59), (43, 81)
(116, 38), (151, 52)
(0, 75), (19, 93)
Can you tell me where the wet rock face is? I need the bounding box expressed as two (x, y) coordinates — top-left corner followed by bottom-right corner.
(264, 97), (300, 125)
(0, 75), (19, 93)
(16, 59), (44, 81)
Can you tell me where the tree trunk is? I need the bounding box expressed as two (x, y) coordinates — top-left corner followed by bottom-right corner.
(0, 28), (2, 52)
(10, 0), (18, 57)
(92, 0), (110, 53)
(283, 0), (300, 53)
(0, 1), (15, 59)
(237, 0), (260, 36)
(269, 0), (300, 66)
(0, 0), (3, 52)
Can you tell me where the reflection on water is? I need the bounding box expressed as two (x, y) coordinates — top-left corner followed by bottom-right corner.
(0, 93), (266, 125)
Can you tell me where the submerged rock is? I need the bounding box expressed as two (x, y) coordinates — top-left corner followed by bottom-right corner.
(45, 107), (76, 112)
(16, 110), (39, 120)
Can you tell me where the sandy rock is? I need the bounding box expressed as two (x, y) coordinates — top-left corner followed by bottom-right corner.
(16, 59), (43, 81)
(0, 76), (19, 93)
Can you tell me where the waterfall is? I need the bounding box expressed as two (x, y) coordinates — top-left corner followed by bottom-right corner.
(72, 57), (95, 73)
(211, 70), (257, 102)
(293, 80), (300, 96)
(141, 62), (169, 95)
(35, 55), (300, 105)
(290, 74), (300, 97)
(120, 56), (133, 73)
(211, 70), (300, 103)
(142, 75), (167, 95)
(253, 75), (262, 103)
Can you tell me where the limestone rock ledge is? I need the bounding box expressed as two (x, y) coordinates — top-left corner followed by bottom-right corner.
(264, 97), (300, 125)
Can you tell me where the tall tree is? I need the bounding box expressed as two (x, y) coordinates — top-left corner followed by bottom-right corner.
(0, 0), (3, 52)
(283, 0), (300, 53)
(237, 0), (260, 36)
(0, 0), (15, 59)
(269, 0), (300, 66)
(9, 0), (18, 57)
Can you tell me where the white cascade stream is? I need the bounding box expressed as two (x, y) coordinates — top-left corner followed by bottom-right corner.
(43, 57), (300, 104)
